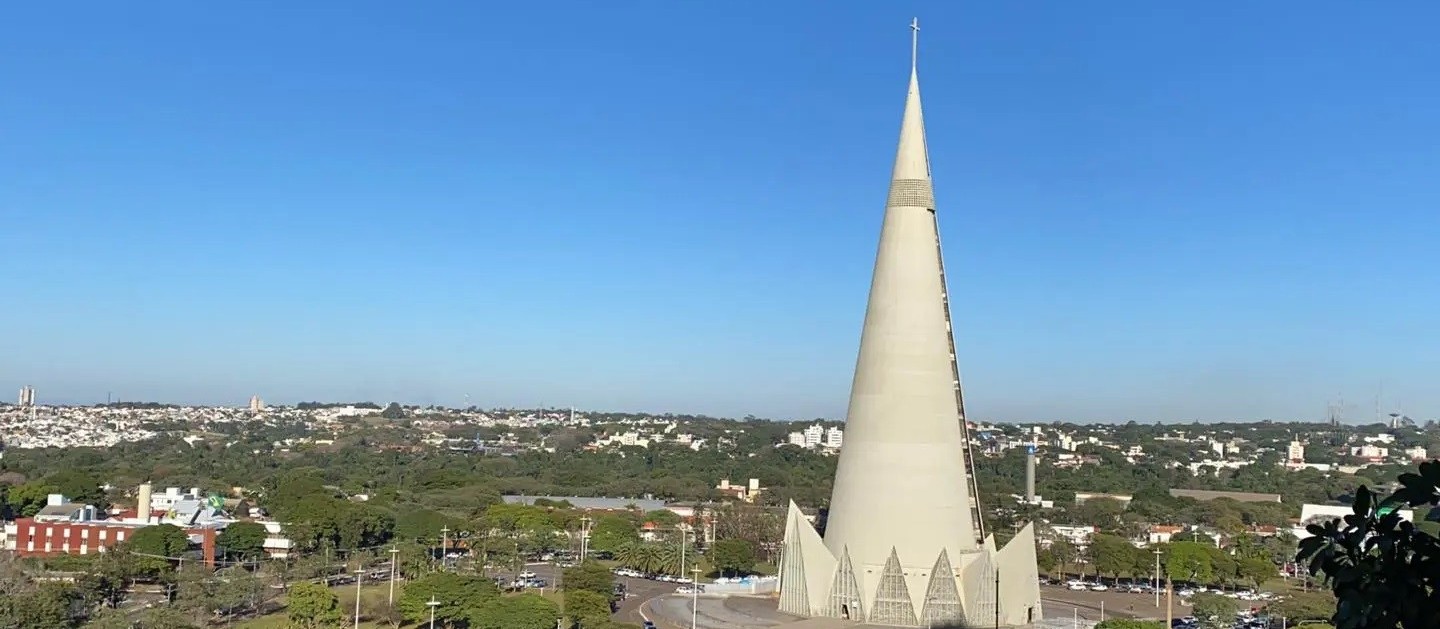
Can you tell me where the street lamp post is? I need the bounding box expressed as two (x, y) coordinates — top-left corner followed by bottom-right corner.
(691, 567), (702, 629)
(353, 568), (366, 629)
(427, 596), (441, 629)
(679, 527), (688, 579)
(389, 546), (400, 606)
(579, 516), (592, 561)
(993, 566), (1000, 629)
(1153, 549), (1163, 608)
(441, 526), (451, 569)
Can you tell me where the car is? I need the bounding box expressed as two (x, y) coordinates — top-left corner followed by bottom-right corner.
(1090, 583), (1108, 592)
(675, 586), (695, 594)
(518, 570), (537, 579)
(643, 622), (656, 629)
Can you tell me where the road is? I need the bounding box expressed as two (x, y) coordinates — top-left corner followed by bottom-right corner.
(489, 561), (683, 625)
(494, 564), (1181, 627)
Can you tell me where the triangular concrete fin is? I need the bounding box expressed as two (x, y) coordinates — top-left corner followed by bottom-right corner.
(869, 548), (918, 626)
(827, 546), (863, 619)
(921, 549), (963, 626)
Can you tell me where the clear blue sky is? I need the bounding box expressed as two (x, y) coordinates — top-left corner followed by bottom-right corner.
(3, 2), (1437, 422)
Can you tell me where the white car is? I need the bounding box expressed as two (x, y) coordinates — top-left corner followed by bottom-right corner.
(518, 571), (537, 579)
(1090, 584), (1108, 592)
(1068, 583), (1088, 591)
(675, 586), (695, 594)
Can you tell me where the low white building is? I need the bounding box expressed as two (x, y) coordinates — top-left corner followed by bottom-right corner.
(1293, 503), (1414, 540)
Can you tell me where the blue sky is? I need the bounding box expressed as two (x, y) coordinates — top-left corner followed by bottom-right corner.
(2, 2), (1437, 422)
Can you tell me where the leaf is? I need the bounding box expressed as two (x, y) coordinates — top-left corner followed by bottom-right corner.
(1354, 487), (1373, 516)
(1419, 460), (1440, 487)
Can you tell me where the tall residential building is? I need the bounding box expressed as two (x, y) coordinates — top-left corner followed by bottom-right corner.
(248, 395), (264, 413)
(17, 386), (35, 408)
(802, 424), (824, 447)
(823, 426), (844, 449)
(1286, 440), (1305, 463)
(778, 22), (1041, 627)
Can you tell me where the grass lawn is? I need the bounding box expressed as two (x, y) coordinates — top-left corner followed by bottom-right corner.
(233, 583), (397, 629)
(235, 615), (391, 629)
(234, 579), (573, 628)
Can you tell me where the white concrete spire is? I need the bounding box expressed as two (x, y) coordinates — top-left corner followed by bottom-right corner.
(776, 21), (1042, 627)
(894, 18), (931, 184)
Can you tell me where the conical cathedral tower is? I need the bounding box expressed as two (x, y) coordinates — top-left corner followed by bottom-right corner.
(777, 21), (1042, 627)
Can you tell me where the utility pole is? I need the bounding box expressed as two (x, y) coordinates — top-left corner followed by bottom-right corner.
(388, 546), (400, 606)
(427, 596), (441, 629)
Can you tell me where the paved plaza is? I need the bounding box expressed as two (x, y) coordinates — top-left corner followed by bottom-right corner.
(640, 591), (1123, 629)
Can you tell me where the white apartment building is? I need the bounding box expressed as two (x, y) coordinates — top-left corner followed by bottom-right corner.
(1287, 440), (1305, 463)
(785, 424), (844, 450)
(1350, 444), (1388, 460)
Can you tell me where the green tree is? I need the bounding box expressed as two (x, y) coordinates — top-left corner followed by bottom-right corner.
(216, 521), (267, 560)
(381, 402), (405, 419)
(562, 560), (615, 597)
(76, 548), (133, 610)
(45, 470), (106, 506)
(710, 538), (757, 577)
(472, 593), (558, 629)
(0, 582), (81, 629)
(563, 589), (613, 628)
(6, 482), (58, 517)
(285, 582), (343, 629)
(1267, 591), (1337, 625)
(1036, 545), (1059, 574)
(1164, 541), (1214, 584)
(1190, 592), (1238, 629)
(397, 572), (499, 626)
(1236, 556), (1274, 590)
(644, 509), (682, 526)
(127, 524), (191, 576)
(1094, 621), (1164, 629)
(1087, 534), (1137, 579)
(587, 515), (638, 554)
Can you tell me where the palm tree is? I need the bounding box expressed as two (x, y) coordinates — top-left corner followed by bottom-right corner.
(653, 543), (681, 576)
(613, 542), (642, 571)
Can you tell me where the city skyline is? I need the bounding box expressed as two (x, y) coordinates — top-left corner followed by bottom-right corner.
(3, 2), (1438, 422)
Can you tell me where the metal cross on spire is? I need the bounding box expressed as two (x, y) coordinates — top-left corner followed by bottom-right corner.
(910, 17), (920, 72)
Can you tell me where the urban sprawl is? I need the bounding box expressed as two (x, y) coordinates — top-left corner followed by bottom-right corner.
(0, 391), (1426, 628)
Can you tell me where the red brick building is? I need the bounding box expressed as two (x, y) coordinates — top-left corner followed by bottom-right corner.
(10, 518), (218, 566)
(7, 494), (219, 566)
